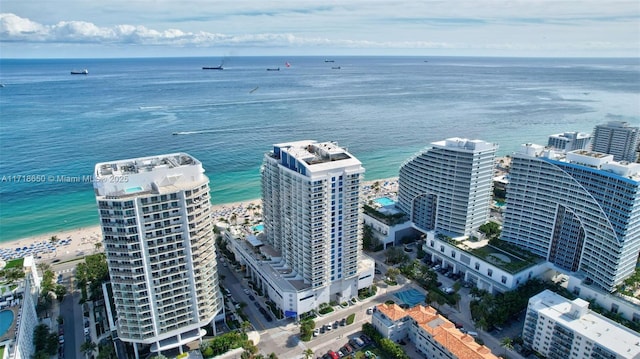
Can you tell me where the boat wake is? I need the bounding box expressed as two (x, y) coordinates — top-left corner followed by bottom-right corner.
(172, 127), (253, 136)
(139, 106), (165, 110)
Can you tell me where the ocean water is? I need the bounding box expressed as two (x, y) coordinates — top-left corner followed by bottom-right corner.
(1, 56), (638, 242)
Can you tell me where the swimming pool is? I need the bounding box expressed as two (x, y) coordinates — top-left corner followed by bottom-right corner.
(252, 224), (264, 232)
(493, 201), (506, 207)
(125, 186), (144, 193)
(0, 310), (14, 338)
(394, 289), (425, 308)
(374, 197), (395, 207)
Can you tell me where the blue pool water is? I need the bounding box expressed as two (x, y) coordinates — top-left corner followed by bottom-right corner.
(374, 197), (395, 207)
(0, 310), (14, 337)
(125, 186), (144, 193)
(494, 201), (506, 207)
(394, 289), (425, 307)
(252, 224), (264, 232)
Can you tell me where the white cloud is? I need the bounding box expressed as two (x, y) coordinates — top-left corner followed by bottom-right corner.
(1, 0), (639, 57)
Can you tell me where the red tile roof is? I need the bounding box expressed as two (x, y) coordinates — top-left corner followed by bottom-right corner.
(375, 303), (500, 359)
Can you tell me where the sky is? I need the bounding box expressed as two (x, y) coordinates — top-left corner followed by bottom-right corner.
(1, 0), (639, 58)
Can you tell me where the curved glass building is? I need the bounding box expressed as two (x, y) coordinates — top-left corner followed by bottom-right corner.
(502, 144), (640, 292)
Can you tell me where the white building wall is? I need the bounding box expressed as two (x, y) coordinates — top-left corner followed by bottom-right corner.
(261, 141), (368, 304)
(422, 232), (551, 293)
(397, 138), (497, 237)
(94, 153), (221, 350)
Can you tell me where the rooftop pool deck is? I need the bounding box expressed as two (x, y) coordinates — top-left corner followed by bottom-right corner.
(374, 197), (395, 207)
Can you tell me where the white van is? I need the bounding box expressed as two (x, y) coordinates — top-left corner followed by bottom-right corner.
(466, 331), (478, 337)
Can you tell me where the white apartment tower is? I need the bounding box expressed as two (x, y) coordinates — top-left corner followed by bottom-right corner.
(547, 131), (592, 152)
(501, 145), (640, 292)
(94, 153), (221, 358)
(592, 121), (639, 162)
(261, 141), (364, 295)
(523, 290), (640, 359)
(396, 138), (498, 236)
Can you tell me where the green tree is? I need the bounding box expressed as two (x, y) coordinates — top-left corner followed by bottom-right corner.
(386, 267), (400, 282)
(80, 340), (98, 357)
(54, 284), (67, 302)
(240, 320), (252, 334)
(268, 353), (279, 359)
(97, 341), (118, 359)
(303, 348), (314, 359)
(501, 337), (514, 353)
(385, 246), (408, 265)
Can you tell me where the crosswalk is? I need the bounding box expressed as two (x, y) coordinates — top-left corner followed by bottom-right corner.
(55, 268), (74, 275)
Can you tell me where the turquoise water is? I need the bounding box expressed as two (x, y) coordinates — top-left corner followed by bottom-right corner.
(1, 57), (638, 242)
(125, 186), (144, 193)
(252, 224), (264, 232)
(0, 310), (14, 337)
(494, 201), (506, 207)
(394, 289), (425, 307)
(375, 197), (395, 206)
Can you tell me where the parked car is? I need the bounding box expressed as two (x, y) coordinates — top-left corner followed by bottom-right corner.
(366, 307), (373, 314)
(340, 318), (346, 326)
(333, 320), (339, 329)
(360, 334), (371, 344)
(313, 328), (320, 337)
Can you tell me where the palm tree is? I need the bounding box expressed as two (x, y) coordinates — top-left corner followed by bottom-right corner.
(240, 320), (252, 334)
(37, 262), (51, 274)
(501, 336), (514, 356)
(80, 340), (97, 358)
(94, 242), (102, 253)
(268, 353), (279, 359)
(303, 348), (314, 359)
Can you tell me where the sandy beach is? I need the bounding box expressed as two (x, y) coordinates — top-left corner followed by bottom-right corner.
(0, 177), (399, 263)
(0, 199), (265, 263)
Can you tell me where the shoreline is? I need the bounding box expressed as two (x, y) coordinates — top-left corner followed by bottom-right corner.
(1, 177), (398, 262)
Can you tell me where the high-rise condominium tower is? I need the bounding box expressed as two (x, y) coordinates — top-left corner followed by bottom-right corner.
(396, 138), (498, 236)
(94, 153), (221, 357)
(261, 140), (364, 291)
(547, 131), (592, 152)
(501, 145), (640, 292)
(591, 121), (639, 162)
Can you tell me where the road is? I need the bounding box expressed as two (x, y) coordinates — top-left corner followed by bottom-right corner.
(54, 259), (85, 359)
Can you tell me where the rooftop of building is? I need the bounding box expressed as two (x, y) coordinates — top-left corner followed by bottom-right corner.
(95, 153), (199, 178)
(548, 131), (591, 139)
(271, 140), (358, 166)
(530, 290), (640, 358)
(435, 233), (542, 274)
(517, 144), (640, 181)
(431, 137), (498, 153)
(375, 303), (500, 359)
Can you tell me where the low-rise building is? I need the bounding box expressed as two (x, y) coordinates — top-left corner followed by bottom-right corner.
(362, 203), (414, 250)
(372, 303), (499, 359)
(421, 231), (551, 294)
(523, 289), (640, 359)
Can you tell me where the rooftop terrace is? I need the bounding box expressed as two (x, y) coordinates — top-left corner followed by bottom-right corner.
(96, 153), (199, 177)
